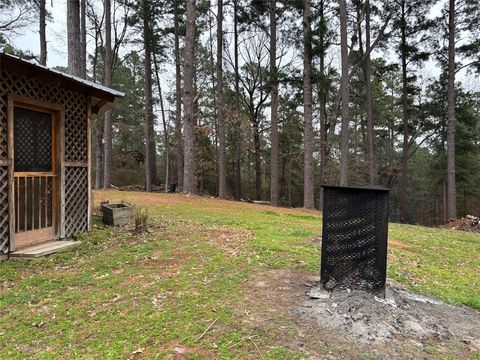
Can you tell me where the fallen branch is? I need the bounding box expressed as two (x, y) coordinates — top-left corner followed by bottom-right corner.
(227, 335), (259, 349)
(195, 316), (219, 342)
(249, 336), (262, 357)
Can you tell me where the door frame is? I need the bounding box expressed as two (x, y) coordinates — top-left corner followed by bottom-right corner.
(7, 94), (65, 251)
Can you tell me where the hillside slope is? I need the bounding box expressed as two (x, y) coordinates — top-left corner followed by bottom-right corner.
(0, 190), (478, 359)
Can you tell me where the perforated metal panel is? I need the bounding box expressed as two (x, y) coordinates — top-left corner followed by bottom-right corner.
(321, 186), (389, 292)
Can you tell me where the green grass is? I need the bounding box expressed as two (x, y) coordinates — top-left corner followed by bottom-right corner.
(0, 190), (479, 359)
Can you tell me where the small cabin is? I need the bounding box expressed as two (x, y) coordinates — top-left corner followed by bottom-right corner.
(0, 52), (123, 259)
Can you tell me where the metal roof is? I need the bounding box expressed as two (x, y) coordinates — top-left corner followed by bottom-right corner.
(0, 51), (125, 99)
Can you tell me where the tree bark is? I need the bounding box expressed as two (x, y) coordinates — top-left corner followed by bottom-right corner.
(93, 19), (103, 189)
(67, 0), (82, 77)
(303, 0), (314, 209)
(365, 0), (375, 185)
(400, 2), (409, 223)
(446, 0), (457, 220)
(269, 0), (279, 206)
(183, 0), (197, 194)
(80, 0), (86, 78)
(318, 0), (327, 209)
(254, 127), (262, 200)
(95, 117), (104, 189)
(153, 53), (169, 193)
(208, 8), (218, 192)
(339, 0), (350, 186)
(39, 0), (47, 66)
(233, 0), (242, 200)
(217, 0), (227, 198)
(103, 0), (113, 189)
(143, 0), (156, 191)
(174, 4), (184, 192)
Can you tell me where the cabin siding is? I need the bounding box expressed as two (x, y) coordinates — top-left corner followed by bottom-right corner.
(0, 69), (89, 255)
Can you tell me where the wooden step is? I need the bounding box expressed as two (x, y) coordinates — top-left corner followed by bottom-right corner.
(9, 240), (79, 259)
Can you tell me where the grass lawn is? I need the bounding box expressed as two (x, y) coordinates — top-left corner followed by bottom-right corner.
(0, 190), (479, 359)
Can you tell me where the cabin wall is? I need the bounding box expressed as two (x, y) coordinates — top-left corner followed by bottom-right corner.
(0, 69), (89, 255)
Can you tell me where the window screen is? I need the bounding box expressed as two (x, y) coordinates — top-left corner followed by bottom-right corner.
(14, 107), (53, 172)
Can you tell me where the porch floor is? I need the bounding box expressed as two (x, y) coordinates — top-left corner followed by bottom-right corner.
(10, 240), (79, 259)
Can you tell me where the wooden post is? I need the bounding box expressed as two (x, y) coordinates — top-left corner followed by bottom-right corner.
(87, 95), (92, 231)
(59, 109), (66, 238)
(7, 97), (15, 252)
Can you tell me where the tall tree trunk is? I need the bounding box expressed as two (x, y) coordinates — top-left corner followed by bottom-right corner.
(174, 4), (184, 192)
(67, 0), (82, 76)
(365, 0), (375, 185)
(269, 0), (279, 206)
(254, 127), (262, 200)
(93, 33), (103, 189)
(153, 54), (169, 193)
(103, 0), (113, 189)
(80, 0), (86, 78)
(339, 0), (350, 186)
(400, 3), (409, 223)
(183, 0), (197, 194)
(303, 0), (314, 209)
(208, 10), (218, 193)
(318, 0), (327, 209)
(233, 0), (242, 200)
(95, 119), (104, 189)
(217, 0), (227, 198)
(39, 0), (47, 65)
(143, 0), (156, 191)
(446, 0), (457, 220)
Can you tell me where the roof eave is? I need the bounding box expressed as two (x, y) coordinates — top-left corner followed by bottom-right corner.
(0, 52), (124, 101)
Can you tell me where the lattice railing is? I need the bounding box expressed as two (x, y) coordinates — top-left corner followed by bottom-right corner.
(0, 167), (9, 254)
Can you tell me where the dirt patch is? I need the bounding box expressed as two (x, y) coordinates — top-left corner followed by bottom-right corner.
(158, 342), (215, 360)
(241, 269), (480, 358)
(201, 226), (253, 257)
(388, 238), (411, 249)
(136, 248), (191, 279)
(129, 342), (215, 359)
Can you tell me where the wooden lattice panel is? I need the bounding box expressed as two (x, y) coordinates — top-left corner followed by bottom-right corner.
(64, 93), (88, 163)
(0, 95), (7, 159)
(65, 167), (88, 237)
(0, 167), (9, 254)
(0, 69), (89, 244)
(0, 70), (87, 162)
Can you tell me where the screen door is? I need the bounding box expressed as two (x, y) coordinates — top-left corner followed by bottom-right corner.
(13, 106), (57, 248)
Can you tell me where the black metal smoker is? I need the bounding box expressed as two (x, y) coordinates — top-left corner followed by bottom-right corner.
(320, 185), (389, 293)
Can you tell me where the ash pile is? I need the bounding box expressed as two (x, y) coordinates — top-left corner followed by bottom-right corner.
(291, 283), (480, 348)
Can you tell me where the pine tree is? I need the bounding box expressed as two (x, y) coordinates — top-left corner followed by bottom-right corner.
(183, 0), (197, 194)
(39, 0), (46, 65)
(269, 0), (279, 206)
(217, 0), (227, 198)
(303, 0), (314, 208)
(67, 0), (82, 77)
(392, 0), (435, 223)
